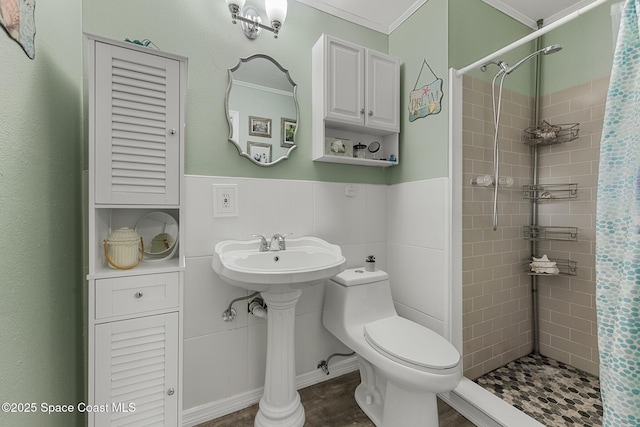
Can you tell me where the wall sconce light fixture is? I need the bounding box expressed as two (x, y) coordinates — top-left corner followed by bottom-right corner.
(225, 0), (287, 39)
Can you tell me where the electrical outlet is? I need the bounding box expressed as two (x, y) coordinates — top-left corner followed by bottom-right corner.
(213, 184), (238, 217)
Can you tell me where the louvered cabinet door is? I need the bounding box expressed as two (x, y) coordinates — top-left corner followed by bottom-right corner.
(94, 312), (179, 426)
(94, 43), (180, 205)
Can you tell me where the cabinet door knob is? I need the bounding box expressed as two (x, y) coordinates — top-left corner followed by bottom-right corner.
(135, 292), (144, 298)
(167, 388), (175, 396)
(368, 110), (373, 117)
(170, 128), (176, 135)
(360, 108), (365, 115)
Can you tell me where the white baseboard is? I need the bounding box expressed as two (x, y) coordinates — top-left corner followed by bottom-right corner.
(182, 356), (359, 427)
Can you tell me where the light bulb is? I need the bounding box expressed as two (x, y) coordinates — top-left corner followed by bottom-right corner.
(226, 0), (245, 12)
(265, 0), (287, 27)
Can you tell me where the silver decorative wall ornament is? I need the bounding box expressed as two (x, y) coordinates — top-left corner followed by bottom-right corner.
(408, 59), (443, 122)
(0, 0), (36, 59)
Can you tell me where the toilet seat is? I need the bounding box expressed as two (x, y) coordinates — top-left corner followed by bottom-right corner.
(364, 317), (460, 372)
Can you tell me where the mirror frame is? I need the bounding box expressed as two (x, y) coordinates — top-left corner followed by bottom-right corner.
(225, 54), (299, 166)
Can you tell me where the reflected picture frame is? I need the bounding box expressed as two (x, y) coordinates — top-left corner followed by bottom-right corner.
(281, 117), (296, 148)
(249, 116), (272, 138)
(229, 110), (240, 143)
(247, 141), (272, 164)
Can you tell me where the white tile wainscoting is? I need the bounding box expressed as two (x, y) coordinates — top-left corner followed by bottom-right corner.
(181, 175), (451, 425)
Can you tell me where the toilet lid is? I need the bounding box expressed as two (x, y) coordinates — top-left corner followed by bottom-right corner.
(364, 317), (460, 371)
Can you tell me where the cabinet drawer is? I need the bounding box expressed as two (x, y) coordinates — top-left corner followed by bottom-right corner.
(95, 273), (179, 319)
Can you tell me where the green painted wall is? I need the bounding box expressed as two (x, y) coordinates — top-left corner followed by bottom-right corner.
(0, 1), (84, 426)
(83, 0), (390, 184)
(540, 2), (614, 94)
(448, 0), (615, 96)
(388, 0), (449, 183)
(448, 0), (536, 94)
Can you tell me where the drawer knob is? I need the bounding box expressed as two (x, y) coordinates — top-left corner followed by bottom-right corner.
(135, 291), (144, 298)
(167, 388), (175, 396)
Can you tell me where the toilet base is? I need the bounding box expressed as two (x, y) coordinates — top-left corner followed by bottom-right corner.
(354, 368), (439, 427)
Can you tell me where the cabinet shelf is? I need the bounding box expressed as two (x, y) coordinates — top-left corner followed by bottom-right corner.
(523, 225), (578, 241)
(313, 155), (397, 167)
(522, 183), (578, 200)
(88, 258), (184, 280)
(524, 258), (578, 276)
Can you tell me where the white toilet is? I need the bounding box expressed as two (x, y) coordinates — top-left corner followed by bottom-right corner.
(323, 268), (462, 427)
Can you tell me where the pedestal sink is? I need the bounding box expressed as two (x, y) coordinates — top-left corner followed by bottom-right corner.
(212, 236), (346, 427)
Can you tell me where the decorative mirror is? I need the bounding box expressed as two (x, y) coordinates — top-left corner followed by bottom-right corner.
(225, 54), (299, 166)
(135, 212), (179, 262)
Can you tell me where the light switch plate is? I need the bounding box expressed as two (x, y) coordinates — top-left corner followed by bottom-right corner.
(213, 184), (239, 217)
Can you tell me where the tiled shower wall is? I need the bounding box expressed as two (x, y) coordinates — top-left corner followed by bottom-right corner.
(462, 75), (533, 379)
(462, 74), (606, 379)
(535, 77), (608, 377)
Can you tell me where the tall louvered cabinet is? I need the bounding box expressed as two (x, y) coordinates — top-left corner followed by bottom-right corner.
(86, 35), (187, 427)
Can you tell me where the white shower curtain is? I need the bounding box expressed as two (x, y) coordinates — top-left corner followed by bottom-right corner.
(596, 0), (640, 425)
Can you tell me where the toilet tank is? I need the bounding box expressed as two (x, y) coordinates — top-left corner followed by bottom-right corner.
(323, 268), (398, 336)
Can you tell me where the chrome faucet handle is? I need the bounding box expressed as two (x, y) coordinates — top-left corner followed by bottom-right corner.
(251, 234), (270, 252)
(270, 233), (292, 251)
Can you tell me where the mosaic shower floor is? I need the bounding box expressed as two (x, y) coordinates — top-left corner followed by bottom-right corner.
(475, 353), (603, 426)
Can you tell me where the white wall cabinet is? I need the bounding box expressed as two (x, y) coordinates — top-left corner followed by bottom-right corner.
(93, 41), (181, 205)
(312, 34), (400, 167)
(86, 34), (187, 427)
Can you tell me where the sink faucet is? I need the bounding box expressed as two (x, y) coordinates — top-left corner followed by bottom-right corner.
(252, 234), (270, 252)
(270, 234), (286, 251)
(270, 233), (292, 251)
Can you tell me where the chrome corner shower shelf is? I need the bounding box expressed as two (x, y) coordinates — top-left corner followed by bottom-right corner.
(524, 122), (579, 146)
(523, 183), (578, 200)
(524, 258), (578, 276)
(523, 225), (578, 241)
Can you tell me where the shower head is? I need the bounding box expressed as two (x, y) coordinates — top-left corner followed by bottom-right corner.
(504, 43), (563, 75)
(542, 44), (563, 55)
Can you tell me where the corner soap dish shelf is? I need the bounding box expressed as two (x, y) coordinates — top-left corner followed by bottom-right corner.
(522, 183), (578, 200)
(523, 225), (578, 242)
(524, 121), (579, 146)
(524, 258), (577, 276)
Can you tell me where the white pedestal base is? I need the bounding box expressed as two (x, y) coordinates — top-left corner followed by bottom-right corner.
(255, 290), (305, 427)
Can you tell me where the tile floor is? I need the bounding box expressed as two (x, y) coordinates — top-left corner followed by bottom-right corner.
(196, 353), (604, 427)
(475, 353), (603, 426)
(197, 370), (474, 426)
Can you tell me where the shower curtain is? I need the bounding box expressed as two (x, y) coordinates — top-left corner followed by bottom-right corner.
(596, 0), (640, 425)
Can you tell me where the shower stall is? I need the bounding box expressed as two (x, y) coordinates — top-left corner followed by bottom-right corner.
(445, 1), (615, 425)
